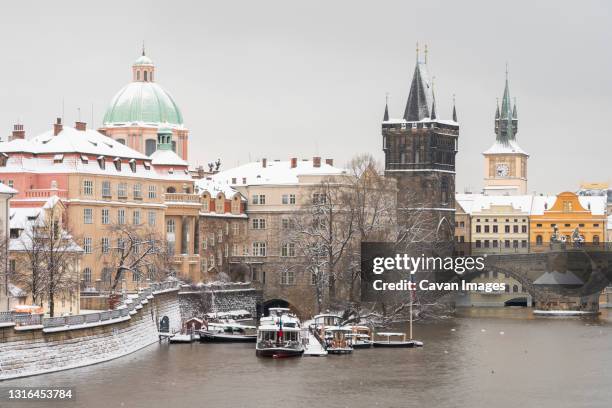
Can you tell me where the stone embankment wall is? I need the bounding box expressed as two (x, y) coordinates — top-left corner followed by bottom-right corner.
(0, 283), (181, 380)
(179, 282), (263, 319)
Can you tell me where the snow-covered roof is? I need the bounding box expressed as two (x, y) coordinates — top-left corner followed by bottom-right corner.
(0, 127), (148, 159)
(456, 193), (532, 215)
(9, 200), (82, 253)
(197, 178), (245, 200)
(0, 128), (191, 181)
(207, 159), (346, 187)
(483, 139), (528, 156)
(0, 182), (17, 195)
(149, 149), (188, 167)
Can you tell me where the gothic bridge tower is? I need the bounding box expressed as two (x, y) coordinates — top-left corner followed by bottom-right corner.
(382, 47), (459, 242)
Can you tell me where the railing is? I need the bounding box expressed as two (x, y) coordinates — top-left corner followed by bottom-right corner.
(24, 189), (68, 199)
(2, 280), (181, 328)
(164, 193), (201, 203)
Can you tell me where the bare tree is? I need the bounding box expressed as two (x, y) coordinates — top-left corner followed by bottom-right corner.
(104, 223), (169, 307)
(11, 203), (82, 317)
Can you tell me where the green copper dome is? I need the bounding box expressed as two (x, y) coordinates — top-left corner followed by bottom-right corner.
(103, 81), (184, 126)
(133, 54), (154, 66)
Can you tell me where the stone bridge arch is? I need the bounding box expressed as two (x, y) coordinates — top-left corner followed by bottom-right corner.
(259, 298), (302, 318)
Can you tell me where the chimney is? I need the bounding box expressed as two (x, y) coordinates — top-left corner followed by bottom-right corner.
(313, 156), (321, 168)
(75, 121), (87, 131)
(290, 157), (297, 168)
(53, 118), (63, 136)
(262, 158), (267, 168)
(10, 124), (25, 140)
(325, 158), (334, 167)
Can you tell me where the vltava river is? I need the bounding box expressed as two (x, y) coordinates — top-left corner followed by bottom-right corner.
(5, 308), (612, 408)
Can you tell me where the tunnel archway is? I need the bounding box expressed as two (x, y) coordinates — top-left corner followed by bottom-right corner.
(504, 297), (529, 307)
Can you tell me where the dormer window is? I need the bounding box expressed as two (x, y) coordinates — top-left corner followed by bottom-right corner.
(97, 156), (105, 170)
(114, 157), (121, 171)
(53, 154), (64, 164)
(143, 161), (151, 170)
(129, 159), (136, 173)
(168, 168), (174, 174)
(0, 153), (7, 167)
(81, 155), (89, 164)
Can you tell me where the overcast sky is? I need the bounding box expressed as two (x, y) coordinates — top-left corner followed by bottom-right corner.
(1, 0), (610, 193)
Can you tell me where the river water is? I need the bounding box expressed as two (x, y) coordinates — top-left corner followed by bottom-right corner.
(4, 308), (612, 408)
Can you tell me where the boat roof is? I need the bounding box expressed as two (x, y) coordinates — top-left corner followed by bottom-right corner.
(324, 326), (353, 332)
(376, 332), (406, 337)
(313, 314), (341, 319)
(208, 322), (256, 329)
(257, 325), (301, 332)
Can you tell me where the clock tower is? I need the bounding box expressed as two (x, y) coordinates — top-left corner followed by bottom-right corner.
(483, 71), (528, 195)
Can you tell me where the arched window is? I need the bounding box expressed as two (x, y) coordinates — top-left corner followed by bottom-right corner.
(136, 71), (140, 81)
(102, 267), (112, 283)
(536, 235), (543, 245)
(512, 285), (519, 293)
(504, 285), (510, 293)
(172, 141), (177, 152)
(166, 186), (176, 193)
(144, 71), (148, 82)
(116, 138), (126, 145)
(145, 139), (157, 156)
(83, 267), (92, 282)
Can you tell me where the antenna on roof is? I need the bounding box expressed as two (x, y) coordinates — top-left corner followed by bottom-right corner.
(142, 40), (146, 56)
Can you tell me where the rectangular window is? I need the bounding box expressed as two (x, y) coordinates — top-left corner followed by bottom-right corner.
(118, 209), (126, 225)
(133, 183), (142, 200)
(504, 225), (510, 233)
(202, 239), (207, 250)
(118, 183), (127, 199)
(84, 237), (92, 254)
(232, 223), (239, 236)
(84, 208), (93, 224)
(102, 181), (111, 198)
(475, 240), (481, 248)
(492, 225), (498, 233)
(282, 194), (289, 204)
(133, 210), (141, 225)
(148, 185), (157, 199)
(83, 180), (93, 195)
(282, 218), (290, 230)
(148, 211), (156, 227)
(252, 242), (267, 257)
(281, 269), (295, 285)
(217, 230), (223, 243)
(521, 225), (527, 233)
(289, 194), (296, 204)
(83, 268), (92, 282)
(252, 218), (266, 229)
(232, 244), (238, 256)
(101, 208), (110, 225)
(312, 193), (326, 204)
(102, 237), (110, 254)
(513, 225), (519, 233)
(475, 225), (481, 233)
(252, 194), (266, 205)
(521, 240), (527, 248)
(484, 225), (490, 233)
(281, 242), (295, 257)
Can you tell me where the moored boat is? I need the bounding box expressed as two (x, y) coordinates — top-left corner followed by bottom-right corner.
(199, 322), (257, 343)
(256, 308), (304, 358)
(345, 325), (373, 349)
(372, 332), (423, 348)
(324, 326), (353, 354)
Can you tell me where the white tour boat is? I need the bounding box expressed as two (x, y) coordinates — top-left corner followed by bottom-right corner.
(199, 322), (257, 343)
(256, 308), (304, 358)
